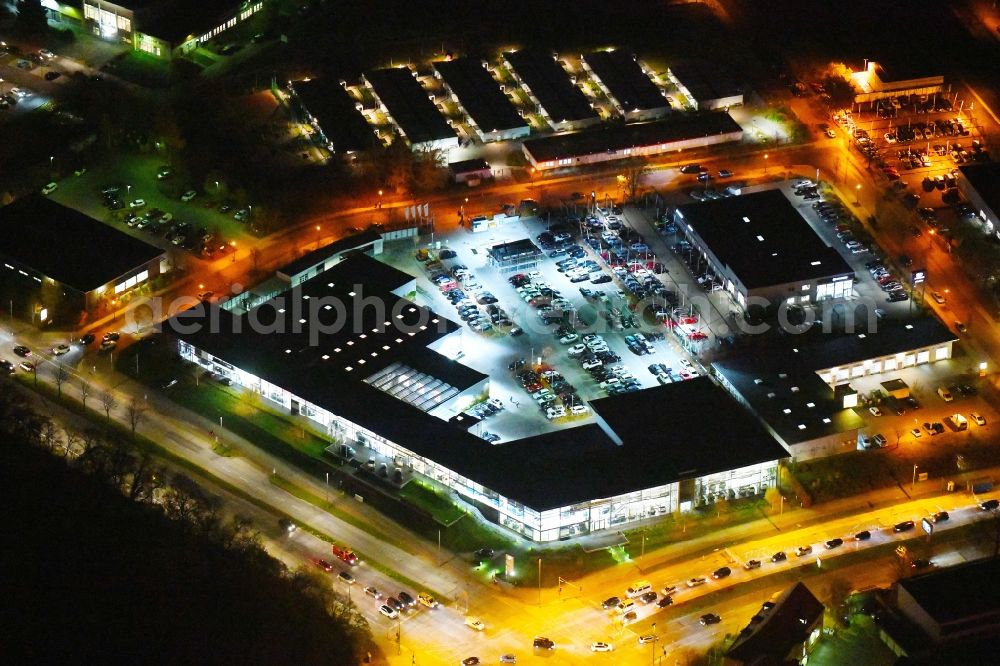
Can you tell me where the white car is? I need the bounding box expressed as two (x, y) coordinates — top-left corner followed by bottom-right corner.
(379, 605), (398, 619)
(570, 404), (589, 416)
(971, 412), (986, 426)
(129, 199), (146, 209)
(41, 182), (58, 195)
(417, 593), (438, 608)
(51, 344), (70, 356)
(464, 616), (486, 631)
(590, 642), (613, 652)
(180, 190), (198, 202)
(568, 344), (587, 356)
(234, 208), (250, 221)
(559, 333), (578, 344)
(869, 406), (883, 417)
(10, 87), (30, 99)
(39, 49), (55, 59)
(581, 360), (602, 371)
(546, 407), (567, 420)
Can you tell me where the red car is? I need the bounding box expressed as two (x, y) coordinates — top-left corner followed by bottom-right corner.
(311, 558), (334, 573)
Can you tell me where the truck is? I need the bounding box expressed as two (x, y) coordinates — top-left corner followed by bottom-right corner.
(331, 544), (359, 566)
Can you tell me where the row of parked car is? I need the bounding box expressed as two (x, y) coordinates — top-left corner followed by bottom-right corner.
(865, 258), (910, 303)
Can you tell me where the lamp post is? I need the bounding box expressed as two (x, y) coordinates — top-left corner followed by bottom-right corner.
(912, 464), (919, 491)
(855, 183), (862, 206)
(230, 240), (237, 263)
(315, 224), (321, 249)
(763, 153), (769, 175)
(377, 189), (383, 209)
(537, 557), (542, 606)
(651, 622), (657, 666)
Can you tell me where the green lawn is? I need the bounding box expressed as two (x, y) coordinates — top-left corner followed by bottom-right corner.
(399, 480), (466, 525)
(808, 615), (896, 666)
(102, 50), (171, 88)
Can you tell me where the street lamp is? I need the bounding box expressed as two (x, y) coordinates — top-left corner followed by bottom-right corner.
(912, 464), (919, 491)
(763, 153), (769, 175)
(315, 224), (321, 248)
(377, 189), (383, 209)
(855, 183), (862, 205)
(230, 240), (237, 263)
(651, 622), (657, 666)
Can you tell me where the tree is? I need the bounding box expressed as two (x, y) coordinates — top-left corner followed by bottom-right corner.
(412, 148), (449, 193)
(125, 397), (145, 435)
(79, 378), (91, 410)
(100, 390), (117, 421)
(16, 0), (49, 34)
(825, 576), (853, 625)
(53, 365), (69, 398)
(619, 160), (649, 202)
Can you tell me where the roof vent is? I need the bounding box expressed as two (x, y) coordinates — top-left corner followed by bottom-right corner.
(790, 386), (800, 392)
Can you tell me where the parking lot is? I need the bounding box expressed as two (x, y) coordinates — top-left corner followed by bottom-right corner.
(379, 206), (705, 444)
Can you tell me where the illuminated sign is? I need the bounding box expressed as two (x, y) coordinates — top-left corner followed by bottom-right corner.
(911, 269), (927, 285)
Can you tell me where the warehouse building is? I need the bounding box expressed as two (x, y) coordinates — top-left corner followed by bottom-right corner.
(166, 253), (788, 542)
(668, 59), (744, 110)
(80, 0), (265, 59)
(287, 79), (378, 155)
(958, 162), (1000, 238)
(433, 57), (530, 143)
(522, 111), (743, 171)
(0, 196), (167, 324)
(674, 189), (854, 309)
(848, 59), (946, 104)
(503, 49), (600, 132)
(363, 67), (459, 152)
(714, 317), (956, 459)
(582, 48), (671, 121)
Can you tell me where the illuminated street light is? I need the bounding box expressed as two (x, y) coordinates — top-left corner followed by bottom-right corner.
(763, 153), (769, 175)
(855, 183), (861, 205)
(230, 240), (237, 263)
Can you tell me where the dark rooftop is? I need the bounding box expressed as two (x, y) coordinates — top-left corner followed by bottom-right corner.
(897, 558), (1000, 630)
(0, 196), (164, 292)
(959, 163), (1000, 217)
(433, 57), (528, 134)
(676, 189), (853, 289)
(276, 230), (383, 281)
(669, 59), (743, 103)
(128, 0), (242, 45)
(871, 58), (942, 84)
(582, 49), (668, 113)
(590, 378), (789, 479)
(726, 582), (824, 664)
(291, 79), (377, 154)
(502, 49), (597, 124)
(805, 317), (956, 371)
(488, 239), (542, 262)
(523, 111), (742, 163)
(713, 358), (864, 446)
(448, 158), (490, 174)
(364, 67), (456, 145)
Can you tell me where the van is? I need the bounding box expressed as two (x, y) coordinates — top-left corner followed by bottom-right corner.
(626, 580), (652, 598)
(937, 386), (954, 402)
(616, 600), (636, 615)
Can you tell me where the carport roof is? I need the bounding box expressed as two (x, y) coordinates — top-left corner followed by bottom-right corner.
(676, 189), (854, 290)
(0, 195), (164, 293)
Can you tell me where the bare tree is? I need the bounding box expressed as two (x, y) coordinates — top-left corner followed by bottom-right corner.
(79, 379), (91, 410)
(127, 452), (164, 503)
(53, 365), (69, 398)
(619, 160), (649, 202)
(825, 576), (854, 625)
(125, 397), (145, 435)
(100, 390), (118, 421)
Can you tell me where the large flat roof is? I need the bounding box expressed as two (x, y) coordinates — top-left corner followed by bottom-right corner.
(523, 112), (742, 163)
(670, 59), (743, 102)
(0, 196), (164, 292)
(713, 358), (864, 445)
(502, 49), (597, 124)
(291, 79), (377, 154)
(676, 189), (853, 289)
(899, 558), (1000, 628)
(808, 317), (956, 371)
(167, 256), (787, 511)
(364, 67), (456, 145)
(583, 49), (668, 113)
(959, 163), (1000, 216)
(433, 58), (528, 134)
(124, 0), (240, 44)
